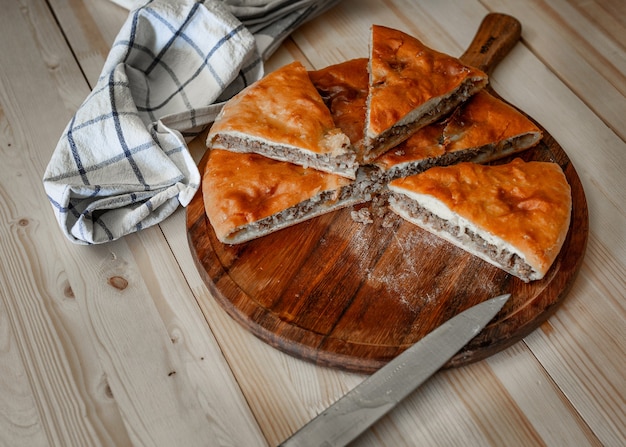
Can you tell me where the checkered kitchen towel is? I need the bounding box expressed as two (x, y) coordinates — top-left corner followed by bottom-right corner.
(43, 0), (340, 244)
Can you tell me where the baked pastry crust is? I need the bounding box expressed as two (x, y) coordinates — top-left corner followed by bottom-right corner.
(374, 90), (542, 180)
(207, 61), (357, 178)
(444, 90), (542, 154)
(309, 58), (369, 150)
(202, 27), (565, 254)
(203, 149), (363, 244)
(388, 159), (572, 281)
(364, 25), (488, 161)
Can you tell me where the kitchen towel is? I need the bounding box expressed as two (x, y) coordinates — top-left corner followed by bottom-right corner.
(43, 0), (339, 244)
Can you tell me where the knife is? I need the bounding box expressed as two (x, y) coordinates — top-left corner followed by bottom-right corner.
(279, 293), (511, 447)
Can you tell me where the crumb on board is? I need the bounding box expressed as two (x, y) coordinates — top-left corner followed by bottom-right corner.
(351, 192), (397, 226)
(351, 208), (373, 224)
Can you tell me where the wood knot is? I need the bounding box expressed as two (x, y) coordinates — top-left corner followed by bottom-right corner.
(104, 383), (114, 399)
(107, 276), (128, 290)
(170, 328), (182, 344)
(46, 59), (60, 71)
(63, 283), (75, 299)
(480, 36), (496, 54)
(18, 218), (29, 227)
(98, 375), (114, 400)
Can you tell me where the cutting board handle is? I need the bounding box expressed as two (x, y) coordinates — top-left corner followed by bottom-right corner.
(460, 13), (522, 75)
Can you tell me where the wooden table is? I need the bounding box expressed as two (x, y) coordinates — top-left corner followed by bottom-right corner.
(1, 1), (624, 446)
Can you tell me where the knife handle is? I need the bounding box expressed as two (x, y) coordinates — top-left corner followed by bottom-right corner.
(460, 13), (522, 75)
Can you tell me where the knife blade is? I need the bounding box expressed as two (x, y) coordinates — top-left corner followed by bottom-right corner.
(279, 293), (511, 447)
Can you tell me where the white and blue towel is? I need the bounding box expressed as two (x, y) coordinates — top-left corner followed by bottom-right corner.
(43, 0), (339, 244)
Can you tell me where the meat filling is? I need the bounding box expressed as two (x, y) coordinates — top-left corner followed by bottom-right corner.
(228, 166), (385, 242)
(365, 80), (484, 161)
(213, 134), (358, 177)
(381, 148), (481, 182)
(389, 194), (534, 280)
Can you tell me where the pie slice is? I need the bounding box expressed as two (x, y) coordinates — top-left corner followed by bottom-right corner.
(364, 25), (488, 162)
(309, 58), (369, 150)
(307, 57), (385, 190)
(203, 149), (374, 244)
(374, 90), (543, 181)
(207, 61), (357, 178)
(387, 159), (572, 282)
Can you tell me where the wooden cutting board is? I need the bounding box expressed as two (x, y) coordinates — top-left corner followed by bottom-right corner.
(187, 14), (588, 374)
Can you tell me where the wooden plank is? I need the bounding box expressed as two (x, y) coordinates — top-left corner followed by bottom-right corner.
(524, 263), (626, 446)
(481, 0), (626, 141)
(307, 346), (600, 446)
(332, 345), (602, 446)
(485, 343), (601, 445)
(471, 1), (626, 445)
(571, 0), (626, 46)
(0, 1), (265, 446)
(0, 1), (124, 445)
(48, 0), (129, 83)
(123, 229), (268, 447)
(58, 239), (264, 447)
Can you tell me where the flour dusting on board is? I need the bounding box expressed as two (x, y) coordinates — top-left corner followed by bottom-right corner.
(379, 228), (442, 312)
(347, 201), (447, 312)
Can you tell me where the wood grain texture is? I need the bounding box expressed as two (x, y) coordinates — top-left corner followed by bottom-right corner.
(0, 2), (118, 445)
(1, 0), (624, 446)
(187, 13), (589, 374)
(0, 1), (265, 446)
(483, 0), (626, 141)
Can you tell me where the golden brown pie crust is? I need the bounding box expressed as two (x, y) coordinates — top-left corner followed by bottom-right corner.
(309, 58), (369, 146)
(203, 149), (353, 243)
(366, 25), (487, 138)
(207, 61), (352, 163)
(373, 122), (447, 171)
(388, 159), (572, 277)
(444, 90), (541, 151)
(202, 26), (567, 263)
(374, 90), (542, 171)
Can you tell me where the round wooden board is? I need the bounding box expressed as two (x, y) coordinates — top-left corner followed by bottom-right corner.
(187, 15), (588, 374)
(187, 134), (588, 374)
